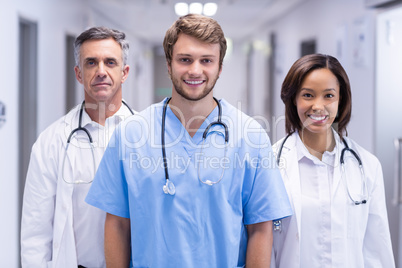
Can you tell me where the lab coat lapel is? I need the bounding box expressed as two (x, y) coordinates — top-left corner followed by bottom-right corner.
(282, 134), (302, 238)
(331, 133), (343, 199)
(52, 114), (77, 265)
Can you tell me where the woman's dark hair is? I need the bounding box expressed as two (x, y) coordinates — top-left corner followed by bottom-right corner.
(281, 53), (352, 139)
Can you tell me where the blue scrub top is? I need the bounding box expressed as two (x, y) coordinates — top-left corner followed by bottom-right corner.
(86, 98), (292, 268)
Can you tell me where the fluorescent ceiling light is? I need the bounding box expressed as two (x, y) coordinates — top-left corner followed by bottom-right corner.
(203, 3), (218, 16)
(175, 2), (189, 16)
(174, 2), (218, 17)
(189, 2), (203, 14)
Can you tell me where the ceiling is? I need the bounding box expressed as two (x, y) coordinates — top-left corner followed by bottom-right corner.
(89, 0), (307, 44)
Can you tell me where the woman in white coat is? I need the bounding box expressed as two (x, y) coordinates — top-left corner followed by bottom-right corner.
(271, 54), (394, 267)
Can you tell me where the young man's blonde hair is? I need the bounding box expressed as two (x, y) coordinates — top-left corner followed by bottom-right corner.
(163, 14), (227, 70)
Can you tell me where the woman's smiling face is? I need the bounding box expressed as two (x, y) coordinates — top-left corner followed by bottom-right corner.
(295, 68), (340, 137)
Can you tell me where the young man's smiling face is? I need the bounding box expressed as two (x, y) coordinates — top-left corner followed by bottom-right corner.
(168, 33), (222, 102)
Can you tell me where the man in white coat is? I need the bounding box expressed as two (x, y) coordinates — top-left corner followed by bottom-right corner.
(21, 26), (134, 268)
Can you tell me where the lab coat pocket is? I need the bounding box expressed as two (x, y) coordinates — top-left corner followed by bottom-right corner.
(347, 201), (369, 239)
(343, 156), (369, 239)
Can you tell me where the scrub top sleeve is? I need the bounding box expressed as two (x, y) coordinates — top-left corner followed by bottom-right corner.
(86, 126), (130, 218)
(243, 132), (292, 225)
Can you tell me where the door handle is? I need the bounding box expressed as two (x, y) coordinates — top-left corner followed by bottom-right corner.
(394, 138), (402, 205)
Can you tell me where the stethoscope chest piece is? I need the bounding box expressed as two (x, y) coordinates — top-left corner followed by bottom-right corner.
(163, 179), (176, 195)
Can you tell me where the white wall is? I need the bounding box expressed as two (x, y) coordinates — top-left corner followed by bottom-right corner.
(0, 2), (20, 266)
(0, 1), (88, 266)
(214, 40), (248, 114)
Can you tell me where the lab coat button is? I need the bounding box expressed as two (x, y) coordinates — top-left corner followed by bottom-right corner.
(54, 242), (59, 248)
(296, 233), (299, 240)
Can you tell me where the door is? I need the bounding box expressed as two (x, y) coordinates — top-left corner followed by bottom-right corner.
(376, 5), (402, 267)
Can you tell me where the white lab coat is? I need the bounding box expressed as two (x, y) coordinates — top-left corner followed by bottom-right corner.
(271, 132), (395, 268)
(21, 103), (133, 268)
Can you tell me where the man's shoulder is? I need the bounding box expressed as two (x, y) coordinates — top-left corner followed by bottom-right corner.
(121, 101), (163, 125)
(35, 105), (79, 145)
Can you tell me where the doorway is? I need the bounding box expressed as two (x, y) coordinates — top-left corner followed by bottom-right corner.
(18, 18), (38, 267)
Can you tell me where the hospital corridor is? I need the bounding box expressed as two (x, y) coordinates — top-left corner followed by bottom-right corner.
(1, 0), (402, 266)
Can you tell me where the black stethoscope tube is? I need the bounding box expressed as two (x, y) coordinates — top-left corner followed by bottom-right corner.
(161, 97), (228, 194)
(276, 132), (367, 205)
(63, 100), (134, 184)
(67, 100), (134, 145)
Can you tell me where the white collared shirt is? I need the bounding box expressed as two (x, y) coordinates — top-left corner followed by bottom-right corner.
(296, 134), (337, 268)
(71, 104), (131, 267)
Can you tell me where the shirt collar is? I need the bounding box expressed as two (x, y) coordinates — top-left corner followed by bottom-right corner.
(81, 100), (133, 128)
(295, 128), (341, 165)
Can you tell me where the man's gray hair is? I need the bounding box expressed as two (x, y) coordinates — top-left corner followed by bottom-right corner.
(74, 26), (129, 67)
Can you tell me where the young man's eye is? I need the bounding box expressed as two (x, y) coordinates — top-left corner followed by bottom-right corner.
(202, 59), (212, 63)
(180, 58), (190, 63)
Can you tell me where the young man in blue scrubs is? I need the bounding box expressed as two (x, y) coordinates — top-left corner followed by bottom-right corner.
(86, 14), (292, 267)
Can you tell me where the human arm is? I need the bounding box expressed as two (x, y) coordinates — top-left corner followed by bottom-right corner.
(21, 138), (58, 267)
(105, 213), (131, 268)
(246, 221), (273, 268)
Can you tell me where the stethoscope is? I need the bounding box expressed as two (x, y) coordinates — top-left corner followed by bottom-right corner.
(277, 132), (368, 205)
(161, 97), (229, 195)
(62, 100), (134, 184)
